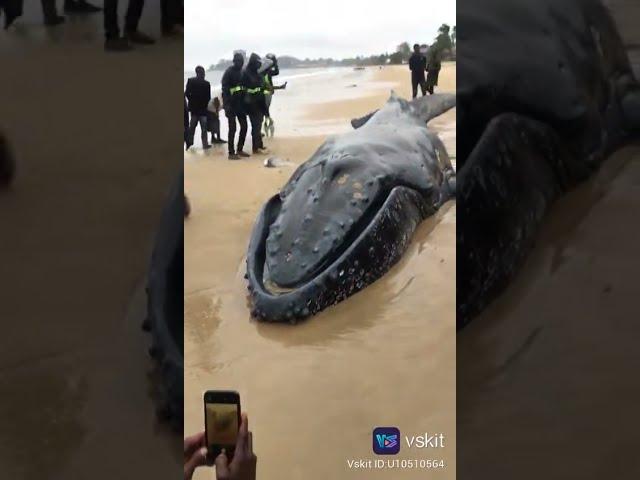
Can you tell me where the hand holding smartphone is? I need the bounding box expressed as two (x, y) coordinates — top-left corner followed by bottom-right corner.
(204, 390), (241, 461)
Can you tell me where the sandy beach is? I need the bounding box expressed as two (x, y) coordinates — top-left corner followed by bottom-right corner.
(184, 64), (456, 479)
(0, 6), (182, 479)
(458, 8), (640, 477)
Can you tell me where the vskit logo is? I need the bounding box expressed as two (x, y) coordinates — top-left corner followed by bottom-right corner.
(372, 427), (400, 455)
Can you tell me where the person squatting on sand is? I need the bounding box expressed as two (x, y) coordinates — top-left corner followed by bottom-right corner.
(184, 413), (257, 480)
(207, 97), (226, 145)
(409, 43), (428, 98)
(185, 66), (212, 150)
(222, 53), (250, 160)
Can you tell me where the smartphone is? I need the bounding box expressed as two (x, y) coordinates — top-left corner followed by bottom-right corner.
(204, 390), (241, 460)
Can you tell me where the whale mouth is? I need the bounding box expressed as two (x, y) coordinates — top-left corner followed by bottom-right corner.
(245, 184), (431, 322)
(261, 185), (398, 293)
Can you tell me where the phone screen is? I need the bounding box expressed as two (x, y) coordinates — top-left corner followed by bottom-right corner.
(205, 401), (240, 457)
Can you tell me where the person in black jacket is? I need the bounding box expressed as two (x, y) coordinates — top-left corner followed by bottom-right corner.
(242, 53), (267, 154)
(184, 66), (212, 150)
(221, 53), (250, 160)
(409, 43), (427, 98)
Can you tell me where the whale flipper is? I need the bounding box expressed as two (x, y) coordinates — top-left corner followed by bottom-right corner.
(413, 93), (456, 123)
(350, 110), (378, 129)
(351, 93), (456, 129)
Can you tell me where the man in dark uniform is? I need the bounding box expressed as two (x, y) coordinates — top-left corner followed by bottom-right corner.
(221, 52), (250, 160)
(184, 66), (212, 150)
(242, 53), (267, 154)
(103, 0), (155, 51)
(409, 43), (427, 98)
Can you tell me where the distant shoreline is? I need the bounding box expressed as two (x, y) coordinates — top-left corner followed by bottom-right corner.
(182, 60), (455, 75)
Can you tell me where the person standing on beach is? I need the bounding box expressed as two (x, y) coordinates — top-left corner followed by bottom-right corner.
(222, 53), (250, 160)
(185, 66), (212, 150)
(242, 53), (267, 154)
(426, 47), (442, 95)
(409, 43), (427, 98)
(103, 0), (156, 51)
(261, 53), (288, 138)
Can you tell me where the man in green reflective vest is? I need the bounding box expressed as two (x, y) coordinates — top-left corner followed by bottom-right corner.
(261, 53), (287, 137)
(221, 52), (250, 160)
(242, 53), (267, 154)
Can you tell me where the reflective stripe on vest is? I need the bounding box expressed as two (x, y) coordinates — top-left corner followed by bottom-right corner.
(263, 74), (272, 95)
(247, 87), (262, 94)
(230, 86), (243, 94)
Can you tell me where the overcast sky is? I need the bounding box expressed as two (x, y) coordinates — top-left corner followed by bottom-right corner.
(184, 0), (455, 70)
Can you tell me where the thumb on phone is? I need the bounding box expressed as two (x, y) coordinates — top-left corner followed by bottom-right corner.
(184, 447), (208, 480)
(215, 450), (231, 479)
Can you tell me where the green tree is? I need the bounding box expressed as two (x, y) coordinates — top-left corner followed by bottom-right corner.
(396, 42), (411, 62)
(433, 23), (453, 54)
(389, 51), (404, 64)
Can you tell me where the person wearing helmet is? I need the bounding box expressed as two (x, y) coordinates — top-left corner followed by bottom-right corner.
(242, 53), (267, 154)
(221, 52), (250, 160)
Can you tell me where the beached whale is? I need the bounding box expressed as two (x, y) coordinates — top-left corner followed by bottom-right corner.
(144, 175), (184, 430)
(246, 93), (456, 323)
(457, 0), (640, 327)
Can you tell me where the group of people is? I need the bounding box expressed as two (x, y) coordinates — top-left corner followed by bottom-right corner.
(184, 51), (287, 160)
(409, 43), (442, 98)
(0, 0), (183, 51)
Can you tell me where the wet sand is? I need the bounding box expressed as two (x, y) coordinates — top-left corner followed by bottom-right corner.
(185, 65), (456, 479)
(0, 6), (181, 479)
(458, 14), (640, 477)
(458, 144), (640, 478)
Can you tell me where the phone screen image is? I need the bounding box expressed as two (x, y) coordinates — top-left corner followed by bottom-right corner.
(205, 402), (239, 456)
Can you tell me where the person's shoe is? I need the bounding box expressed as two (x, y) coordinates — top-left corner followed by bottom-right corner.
(44, 15), (66, 26)
(4, 11), (20, 29)
(237, 151), (250, 158)
(228, 154), (240, 160)
(126, 30), (156, 45)
(105, 37), (133, 52)
(203, 144), (212, 150)
(64, 0), (101, 13)
(162, 25), (183, 37)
